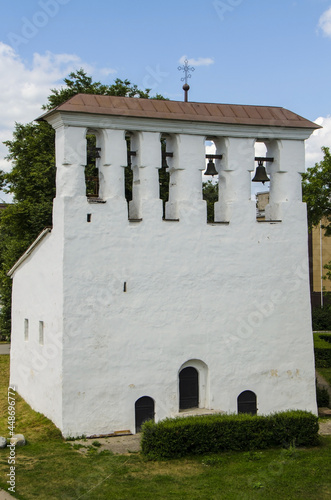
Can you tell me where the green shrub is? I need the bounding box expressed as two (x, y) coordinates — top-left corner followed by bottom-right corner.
(320, 334), (331, 344)
(312, 306), (331, 331)
(314, 333), (331, 368)
(141, 411), (318, 459)
(316, 385), (330, 407)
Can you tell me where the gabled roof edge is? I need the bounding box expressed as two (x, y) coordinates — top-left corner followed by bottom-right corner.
(7, 227), (52, 277)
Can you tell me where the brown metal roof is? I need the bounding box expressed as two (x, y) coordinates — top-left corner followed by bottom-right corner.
(39, 94), (320, 129)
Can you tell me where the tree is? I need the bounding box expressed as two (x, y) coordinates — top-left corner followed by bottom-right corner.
(302, 146), (331, 289)
(203, 180), (218, 223)
(302, 146), (331, 235)
(0, 69), (217, 337)
(0, 70), (163, 337)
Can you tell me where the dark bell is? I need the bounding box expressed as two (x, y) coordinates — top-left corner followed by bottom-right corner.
(252, 161), (270, 184)
(204, 159), (218, 176)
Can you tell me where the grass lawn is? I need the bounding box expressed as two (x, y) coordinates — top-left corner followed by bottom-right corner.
(0, 355), (330, 500)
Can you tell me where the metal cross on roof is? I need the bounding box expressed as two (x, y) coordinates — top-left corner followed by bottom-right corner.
(178, 59), (195, 102)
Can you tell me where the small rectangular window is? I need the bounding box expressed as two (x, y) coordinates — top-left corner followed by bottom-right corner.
(24, 319), (29, 342)
(39, 321), (44, 346)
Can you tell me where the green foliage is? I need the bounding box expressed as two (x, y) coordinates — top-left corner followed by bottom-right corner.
(316, 384), (330, 407)
(302, 147), (331, 234)
(0, 69), (164, 337)
(314, 333), (331, 368)
(312, 306), (331, 331)
(44, 69), (152, 111)
(141, 411), (319, 459)
(202, 180), (218, 222)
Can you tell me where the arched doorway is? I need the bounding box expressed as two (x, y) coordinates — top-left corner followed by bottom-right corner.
(237, 390), (257, 415)
(179, 367), (199, 410)
(135, 396), (155, 433)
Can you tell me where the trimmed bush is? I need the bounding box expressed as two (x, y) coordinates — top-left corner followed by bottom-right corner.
(314, 333), (331, 368)
(141, 411), (319, 459)
(316, 385), (330, 407)
(312, 306), (331, 331)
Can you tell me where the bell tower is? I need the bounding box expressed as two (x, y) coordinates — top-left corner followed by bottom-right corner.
(9, 95), (320, 437)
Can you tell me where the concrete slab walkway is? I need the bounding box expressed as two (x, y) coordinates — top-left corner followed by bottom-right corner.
(0, 489), (16, 500)
(0, 344), (10, 355)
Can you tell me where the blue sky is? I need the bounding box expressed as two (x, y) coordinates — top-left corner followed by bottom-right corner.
(1, 0), (331, 200)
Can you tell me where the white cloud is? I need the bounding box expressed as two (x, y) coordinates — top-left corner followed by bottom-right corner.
(178, 55), (214, 67)
(0, 41), (116, 192)
(318, 7), (331, 37)
(305, 116), (331, 168)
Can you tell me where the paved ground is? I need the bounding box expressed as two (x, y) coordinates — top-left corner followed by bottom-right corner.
(0, 489), (16, 500)
(0, 344), (10, 355)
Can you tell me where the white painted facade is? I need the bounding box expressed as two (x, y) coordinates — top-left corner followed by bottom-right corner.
(10, 99), (317, 437)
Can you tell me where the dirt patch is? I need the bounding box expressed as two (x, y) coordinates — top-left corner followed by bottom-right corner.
(70, 434), (142, 455)
(319, 419), (331, 435)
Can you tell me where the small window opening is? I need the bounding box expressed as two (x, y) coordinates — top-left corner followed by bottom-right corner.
(24, 318), (29, 342)
(160, 136), (170, 219)
(253, 142), (269, 220)
(85, 133), (100, 198)
(87, 214), (92, 222)
(125, 134), (134, 211)
(39, 321), (44, 346)
(203, 140), (219, 223)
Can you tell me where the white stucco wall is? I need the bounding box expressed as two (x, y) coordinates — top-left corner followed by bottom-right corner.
(10, 229), (64, 430)
(10, 111), (317, 437)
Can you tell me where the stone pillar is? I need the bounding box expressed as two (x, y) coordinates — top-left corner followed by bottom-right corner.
(265, 139), (306, 221)
(98, 129), (128, 215)
(165, 134), (206, 224)
(129, 132), (163, 222)
(55, 125), (87, 198)
(214, 137), (256, 224)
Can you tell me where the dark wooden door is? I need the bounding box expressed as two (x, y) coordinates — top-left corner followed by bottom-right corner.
(179, 367), (199, 410)
(135, 396), (154, 433)
(237, 390), (257, 415)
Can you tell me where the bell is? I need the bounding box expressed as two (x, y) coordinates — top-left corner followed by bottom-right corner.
(252, 161), (270, 184)
(204, 159), (218, 176)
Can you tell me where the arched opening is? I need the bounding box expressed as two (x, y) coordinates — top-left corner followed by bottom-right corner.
(85, 131), (101, 198)
(125, 133), (134, 212)
(252, 142), (270, 219)
(237, 390), (257, 415)
(179, 367), (199, 410)
(160, 135), (171, 219)
(203, 139), (221, 223)
(135, 396), (155, 433)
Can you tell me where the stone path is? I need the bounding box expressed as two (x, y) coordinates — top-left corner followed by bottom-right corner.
(0, 489), (16, 500)
(0, 344), (10, 355)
